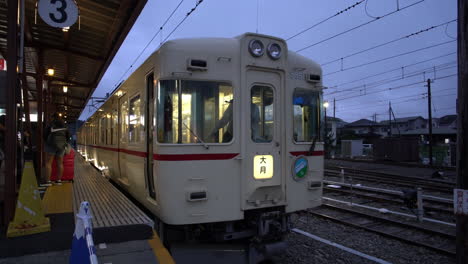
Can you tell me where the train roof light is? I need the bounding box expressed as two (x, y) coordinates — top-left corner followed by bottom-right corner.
(248, 39), (264, 57)
(267, 43), (281, 60)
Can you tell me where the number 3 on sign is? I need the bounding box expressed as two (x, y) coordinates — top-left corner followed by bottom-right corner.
(38, 0), (79, 28)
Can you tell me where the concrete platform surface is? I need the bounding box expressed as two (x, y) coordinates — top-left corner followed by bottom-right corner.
(0, 240), (159, 264)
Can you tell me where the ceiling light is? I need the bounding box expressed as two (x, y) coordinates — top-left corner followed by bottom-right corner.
(47, 68), (54, 76)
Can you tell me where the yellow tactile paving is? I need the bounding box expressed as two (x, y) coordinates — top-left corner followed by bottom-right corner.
(148, 231), (175, 264)
(42, 183), (73, 214)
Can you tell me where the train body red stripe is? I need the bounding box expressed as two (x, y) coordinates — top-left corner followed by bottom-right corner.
(82, 145), (238, 161)
(153, 153), (238, 161)
(81, 145), (322, 160)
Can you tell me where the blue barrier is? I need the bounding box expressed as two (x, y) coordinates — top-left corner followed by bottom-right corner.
(70, 201), (98, 264)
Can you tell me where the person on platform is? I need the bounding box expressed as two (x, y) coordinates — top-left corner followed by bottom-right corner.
(43, 113), (70, 186)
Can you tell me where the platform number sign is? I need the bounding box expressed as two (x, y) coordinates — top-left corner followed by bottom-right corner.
(38, 0), (79, 28)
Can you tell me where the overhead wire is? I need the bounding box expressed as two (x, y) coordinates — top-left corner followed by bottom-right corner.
(324, 39), (456, 76)
(335, 89), (456, 113)
(445, 20), (457, 39)
(321, 19), (457, 67)
(111, 0), (186, 91)
(327, 52), (457, 88)
(295, 0), (425, 52)
(332, 73), (457, 102)
(161, 0), (204, 44)
(364, 0), (380, 19)
(286, 0), (365, 41)
(326, 61), (457, 96)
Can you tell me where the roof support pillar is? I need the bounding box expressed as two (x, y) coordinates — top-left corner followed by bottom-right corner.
(36, 50), (43, 182)
(4, 0), (19, 225)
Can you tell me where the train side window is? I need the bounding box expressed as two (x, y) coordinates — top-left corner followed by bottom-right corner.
(157, 80), (233, 144)
(100, 117), (106, 144)
(293, 88), (320, 142)
(251, 85), (274, 143)
(129, 94), (142, 143)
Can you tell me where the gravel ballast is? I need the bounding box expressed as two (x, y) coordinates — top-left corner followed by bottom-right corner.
(274, 214), (455, 264)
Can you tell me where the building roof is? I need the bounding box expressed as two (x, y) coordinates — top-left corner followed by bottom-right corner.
(400, 127), (457, 135)
(345, 119), (379, 127)
(438, 115), (457, 126)
(380, 116), (424, 125)
(327, 116), (346, 123)
(0, 0), (148, 122)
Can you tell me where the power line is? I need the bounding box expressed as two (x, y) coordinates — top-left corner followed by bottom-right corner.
(321, 19), (457, 67)
(324, 39), (456, 76)
(332, 73), (457, 102)
(336, 89), (456, 113)
(326, 61), (456, 96)
(161, 0), (204, 44)
(296, 0), (425, 52)
(327, 52), (457, 88)
(286, 0), (365, 41)
(111, 0), (186, 91)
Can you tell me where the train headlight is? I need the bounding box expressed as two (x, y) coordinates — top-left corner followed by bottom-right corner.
(267, 43), (282, 60)
(248, 39), (265, 57)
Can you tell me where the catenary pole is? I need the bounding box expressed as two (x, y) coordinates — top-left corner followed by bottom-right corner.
(427, 79), (433, 166)
(456, 0), (467, 263)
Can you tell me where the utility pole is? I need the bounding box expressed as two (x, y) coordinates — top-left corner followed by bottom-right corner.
(456, 0), (467, 262)
(333, 98), (336, 119)
(426, 79), (433, 166)
(388, 102), (392, 137)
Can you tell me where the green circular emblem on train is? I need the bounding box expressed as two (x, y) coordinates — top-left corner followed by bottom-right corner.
(293, 157), (308, 181)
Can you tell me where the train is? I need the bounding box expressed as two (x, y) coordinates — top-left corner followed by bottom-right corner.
(77, 32), (324, 259)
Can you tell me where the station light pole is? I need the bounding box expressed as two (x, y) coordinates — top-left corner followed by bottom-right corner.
(323, 101), (329, 158)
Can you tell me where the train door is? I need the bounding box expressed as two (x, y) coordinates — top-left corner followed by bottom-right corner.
(242, 70), (285, 209)
(145, 73), (156, 200)
(118, 94), (129, 185)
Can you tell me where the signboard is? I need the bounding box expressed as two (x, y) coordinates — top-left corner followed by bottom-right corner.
(0, 59), (5, 71)
(292, 156), (308, 181)
(454, 189), (468, 215)
(38, 0), (79, 28)
(253, 155), (273, 180)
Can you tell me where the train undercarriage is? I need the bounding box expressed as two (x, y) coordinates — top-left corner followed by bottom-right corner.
(156, 206), (290, 263)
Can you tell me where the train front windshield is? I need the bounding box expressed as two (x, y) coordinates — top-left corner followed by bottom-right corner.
(293, 88), (321, 142)
(157, 80), (233, 144)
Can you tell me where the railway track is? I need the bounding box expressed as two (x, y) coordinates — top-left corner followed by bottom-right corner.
(323, 184), (453, 215)
(325, 166), (455, 194)
(305, 203), (456, 256)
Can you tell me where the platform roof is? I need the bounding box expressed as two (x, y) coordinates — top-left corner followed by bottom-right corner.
(0, 0), (147, 122)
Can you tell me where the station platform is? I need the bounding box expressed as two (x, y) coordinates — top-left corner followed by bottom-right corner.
(0, 152), (174, 263)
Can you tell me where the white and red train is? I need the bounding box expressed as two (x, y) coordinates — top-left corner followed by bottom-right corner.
(77, 33), (324, 253)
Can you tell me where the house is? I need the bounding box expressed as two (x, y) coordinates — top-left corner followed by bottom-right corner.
(438, 115), (457, 129)
(379, 116), (427, 136)
(342, 119), (385, 136)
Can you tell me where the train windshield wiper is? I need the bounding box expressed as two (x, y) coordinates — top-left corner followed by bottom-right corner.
(182, 122), (209, 149)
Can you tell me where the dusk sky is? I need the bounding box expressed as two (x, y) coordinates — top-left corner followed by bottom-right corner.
(79, 0), (458, 123)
